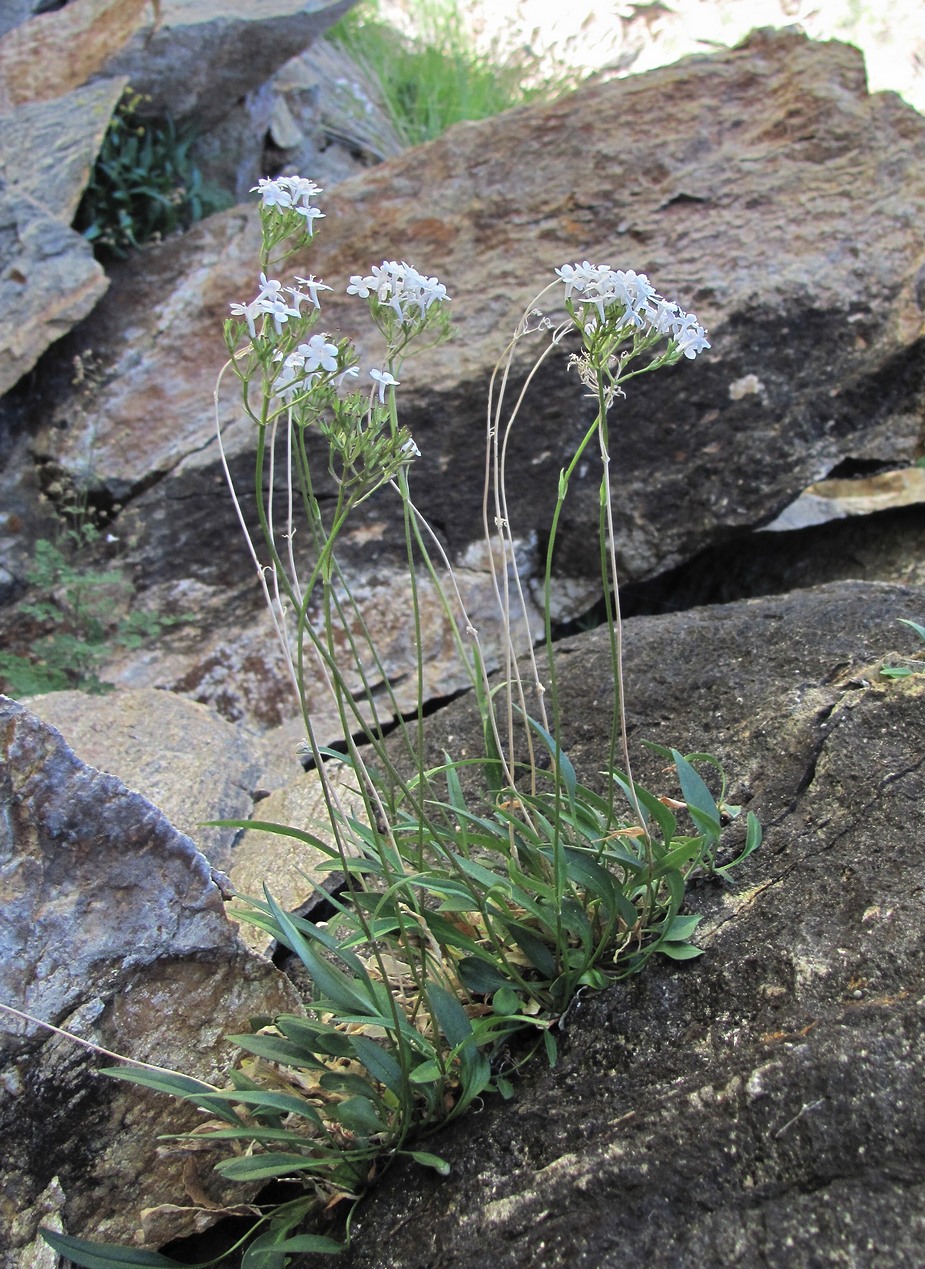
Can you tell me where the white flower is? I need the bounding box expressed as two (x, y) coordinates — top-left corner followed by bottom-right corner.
(229, 298), (264, 339)
(369, 368), (400, 403)
(251, 178), (292, 209)
(285, 176), (323, 205)
(400, 437), (421, 458)
(294, 204), (325, 229)
(556, 261), (709, 357)
(347, 274), (374, 298)
(263, 295), (301, 334)
(273, 353), (316, 403)
(257, 272), (285, 301)
(555, 261), (607, 299)
(288, 274), (332, 310)
(349, 260), (449, 321)
(337, 365), (360, 386)
(674, 323), (711, 359)
(300, 334), (339, 373)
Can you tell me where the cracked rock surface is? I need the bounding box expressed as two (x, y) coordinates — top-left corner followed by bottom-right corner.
(327, 580), (925, 1268)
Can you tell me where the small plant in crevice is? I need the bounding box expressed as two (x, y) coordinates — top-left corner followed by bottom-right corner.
(34, 177), (760, 1266)
(0, 525), (186, 697)
(74, 87), (232, 259)
(879, 618), (925, 679)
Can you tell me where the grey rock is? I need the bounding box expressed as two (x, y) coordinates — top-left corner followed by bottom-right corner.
(0, 78), (124, 396)
(0, 1), (37, 42)
(0, 695), (301, 1253)
(96, 0), (357, 131)
(333, 579), (925, 1267)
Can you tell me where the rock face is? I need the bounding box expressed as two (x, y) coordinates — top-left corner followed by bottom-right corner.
(0, 77), (124, 397)
(0, 695), (302, 1255)
(95, 0), (356, 130)
(20, 687), (304, 870)
(0, 0), (353, 123)
(328, 579), (925, 1267)
(0, 0), (146, 111)
(16, 29), (925, 733)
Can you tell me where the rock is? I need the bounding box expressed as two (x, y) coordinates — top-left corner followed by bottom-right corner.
(20, 687), (304, 870)
(0, 2), (34, 43)
(0, 77), (124, 397)
(765, 466), (925, 530)
(0, 0), (353, 126)
(95, 0), (356, 131)
(0, 695), (302, 1254)
(15, 29), (925, 735)
(227, 762), (364, 954)
(70, 527), (564, 740)
(0, 0), (146, 112)
(326, 579), (925, 1267)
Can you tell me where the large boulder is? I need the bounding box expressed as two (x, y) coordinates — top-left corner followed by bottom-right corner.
(0, 695), (302, 1255)
(0, 76), (124, 397)
(323, 578), (925, 1267)
(10, 29), (923, 734)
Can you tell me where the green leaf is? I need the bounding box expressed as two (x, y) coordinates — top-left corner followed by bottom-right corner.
(408, 1059), (443, 1084)
(227, 1033), (325, 1069)
(263, 1235), (344, 1255)
(457, 957), (514, 995)
(100, 1067), (244, 1126)
(206, 818), (341, 859)
(543, 1029), (558, 1067)
(672, 750), (721, 828)
(263, 890), (379, 1019)
(898, 617), (925, 643)
(657, 941), (705, 960)
(524, 714), (577, 802)
(333, 1095), (387, 1135)
(492, 985), (521, 1016)
(405, 1150), (451, 1176)
(612, 771), (677, 844)
(661, 914), (702, 941)
(39, 1230), (199, 1268)
(349, 1033), (406, 1099)
(216, 1152), (332, 1182)
(197, 1089), (325, 1127)
(426, 982), (474, 1050)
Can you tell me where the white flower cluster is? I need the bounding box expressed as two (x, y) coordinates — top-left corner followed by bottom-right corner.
(251, 176), (325, 230)
(556, 261), (710, 360)
(272, 334), (352, 403)
(347, 260), (449, 321)
(230, 272), (332, 339)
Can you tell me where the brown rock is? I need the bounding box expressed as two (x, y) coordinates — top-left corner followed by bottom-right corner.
(21, 687), (302, 869)
(0, 0), (145, 112)
(0, 0), (352, 125)
(21, 29), (925, 731)
(39, 29), (925, 556)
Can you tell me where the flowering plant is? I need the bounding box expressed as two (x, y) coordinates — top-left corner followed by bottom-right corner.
(43, 176), (758, 1268)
